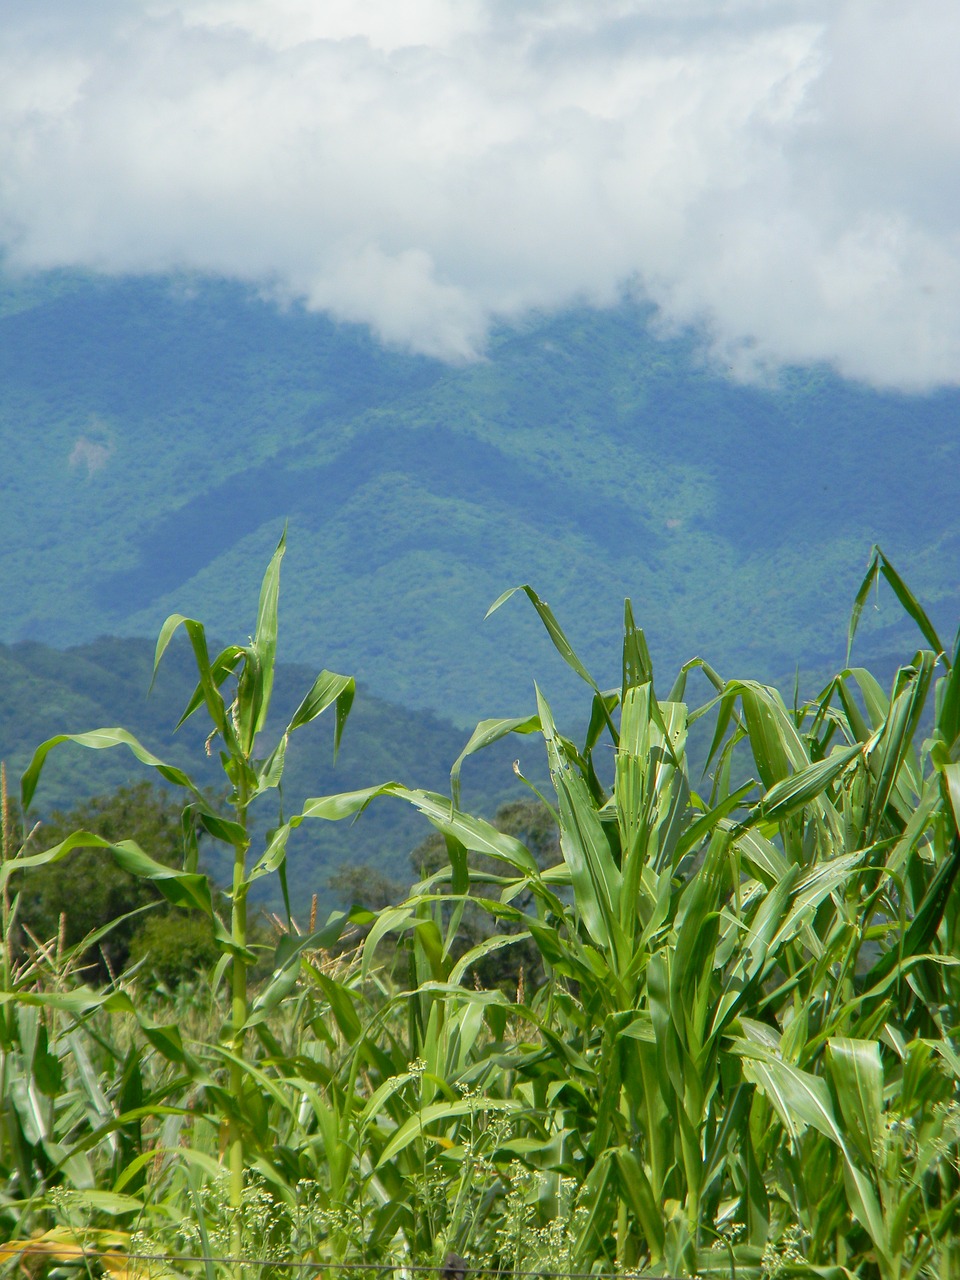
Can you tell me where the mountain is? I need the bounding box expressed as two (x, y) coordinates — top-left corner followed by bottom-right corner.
(2, 268), (958, 729)
(0, 634), (534, 912)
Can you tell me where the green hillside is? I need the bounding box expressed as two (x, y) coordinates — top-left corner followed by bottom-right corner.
(2, 268), (958, 726)
(0, 635), (531, 911)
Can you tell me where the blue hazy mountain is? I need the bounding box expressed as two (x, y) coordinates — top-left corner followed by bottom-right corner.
(2, 268), (957, 729)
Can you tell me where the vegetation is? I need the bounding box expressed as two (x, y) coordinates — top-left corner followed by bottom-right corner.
(3, 268), (960, 725)
(1, 543), (959, 1279)
(0, 635), (528, 911)
(11, 783), (210, 982)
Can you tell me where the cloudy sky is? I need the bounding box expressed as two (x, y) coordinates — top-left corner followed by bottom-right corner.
(2, 0), (958, 389)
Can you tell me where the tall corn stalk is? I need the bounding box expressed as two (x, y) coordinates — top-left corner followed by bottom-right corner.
(6, 531), (356, 1266)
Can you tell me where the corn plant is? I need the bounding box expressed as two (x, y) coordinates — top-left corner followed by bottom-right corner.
(305, 554), (960, 1277)
(2, 532), (356, 1253)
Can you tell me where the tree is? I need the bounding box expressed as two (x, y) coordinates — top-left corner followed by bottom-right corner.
(16, 781), (215, 983)
(328, 861), (403, 912)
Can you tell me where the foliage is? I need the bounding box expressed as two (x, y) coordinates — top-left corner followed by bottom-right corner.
(0, 636), (527, 909)
(327, 862), (404, 913)
(2, 544), (959, 1280)
(125, 911), (221, 989)
(3, 269), (960, 726)
(408, 798), (559, 992)
(5, 530), (359, 1248)
(13, 782), (191, 980)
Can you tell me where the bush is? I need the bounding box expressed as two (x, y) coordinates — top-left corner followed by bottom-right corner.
(16, 781), (188, 979)
(126, 909), (221, 989)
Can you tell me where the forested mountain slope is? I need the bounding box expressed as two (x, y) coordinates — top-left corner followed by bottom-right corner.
(2, 269), (957, 725)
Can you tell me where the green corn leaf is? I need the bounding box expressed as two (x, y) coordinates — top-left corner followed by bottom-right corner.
(310, 970), (363, 1043)
(60, 1190), (145, 1216)
(767, 849), (865, 953)
(935, 629), (960, 747)
(444, 831), (469, 894)
(246, 822), (291, 883)
(572, 1150), (619, 1266)
(0, 987), (135, 1015)
(357, 1070), (420, 1130)
(943, 761), (960, 835)
(671, 830), (727, 1044)
(376, 1097), (522, 1166)
(674, 779), (756, 862)
(21, 728), (201, 811)
(842, 1162), (891, 1270)
(114, 1143), (219, 1196)
(846, 666), (891, 737)
(622, 598), (654, 697)
(191, 805), (248, 849)
(833, 674), (872, 743)
(247, 915), (349, 1026)
(153, 614), (235, 745)
(0, 830), (216, 917)
(752, 742), (862, 824)
(256, 732), (287, 792)
(173, 644), (244, 731)
(847, 547), (883, 667)
(848, 545), (947, 666)
(863, 833), (960, 988)
(205, 1045), (292, 1111)
(615, 1146), (666, 1259)
(139, 1022), (188, 1065)
(701, 686), (740, 774)
(287, 669), (356, 753)
(737, 682), (811, 789)
(298, 783), (538, 872)
(449, 714), (541, 809)
(736, 827), (792, 884)
(826, 1038), (884, 1169)
(583, 687), (620, 758)
(711, 863), (800, 1036)
(615, 691), (653, 871)
(246, 934), (304, 1027)
(648, 951), (684, 1102)
(876, 553), (947, 663)
(361, 901), (418, 976)
(414, 919), (448, 982)
(486, 584), (600, 691)
(539, 686), (623, 961)
(447, 932), (531, 986)
(733, 1042), (845, 1146)
(247, 527), (285, 739)
(865, 654), (934, 841)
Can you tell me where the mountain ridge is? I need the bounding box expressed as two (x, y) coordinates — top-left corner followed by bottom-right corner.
(3, 267), (958, 727)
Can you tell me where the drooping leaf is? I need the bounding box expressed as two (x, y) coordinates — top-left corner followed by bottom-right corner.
(486, 584), (600, 690)
(287, 669), (356, 754)
(449, 714), (541, 809)
(21, 728), (200, 811)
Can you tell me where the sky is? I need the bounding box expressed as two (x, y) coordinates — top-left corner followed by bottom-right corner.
(1, 0), (959, 389)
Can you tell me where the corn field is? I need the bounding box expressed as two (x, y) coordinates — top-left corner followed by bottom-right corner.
(1, 538), (959, 1280)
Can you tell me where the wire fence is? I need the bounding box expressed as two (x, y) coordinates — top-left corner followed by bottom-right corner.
(0, 1245), (699, 1280)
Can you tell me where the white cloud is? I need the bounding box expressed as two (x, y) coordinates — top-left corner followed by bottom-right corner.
(1, 0), (958, 387)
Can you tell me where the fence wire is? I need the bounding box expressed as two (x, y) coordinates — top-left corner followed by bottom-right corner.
(0, 1245), (697, 1280)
